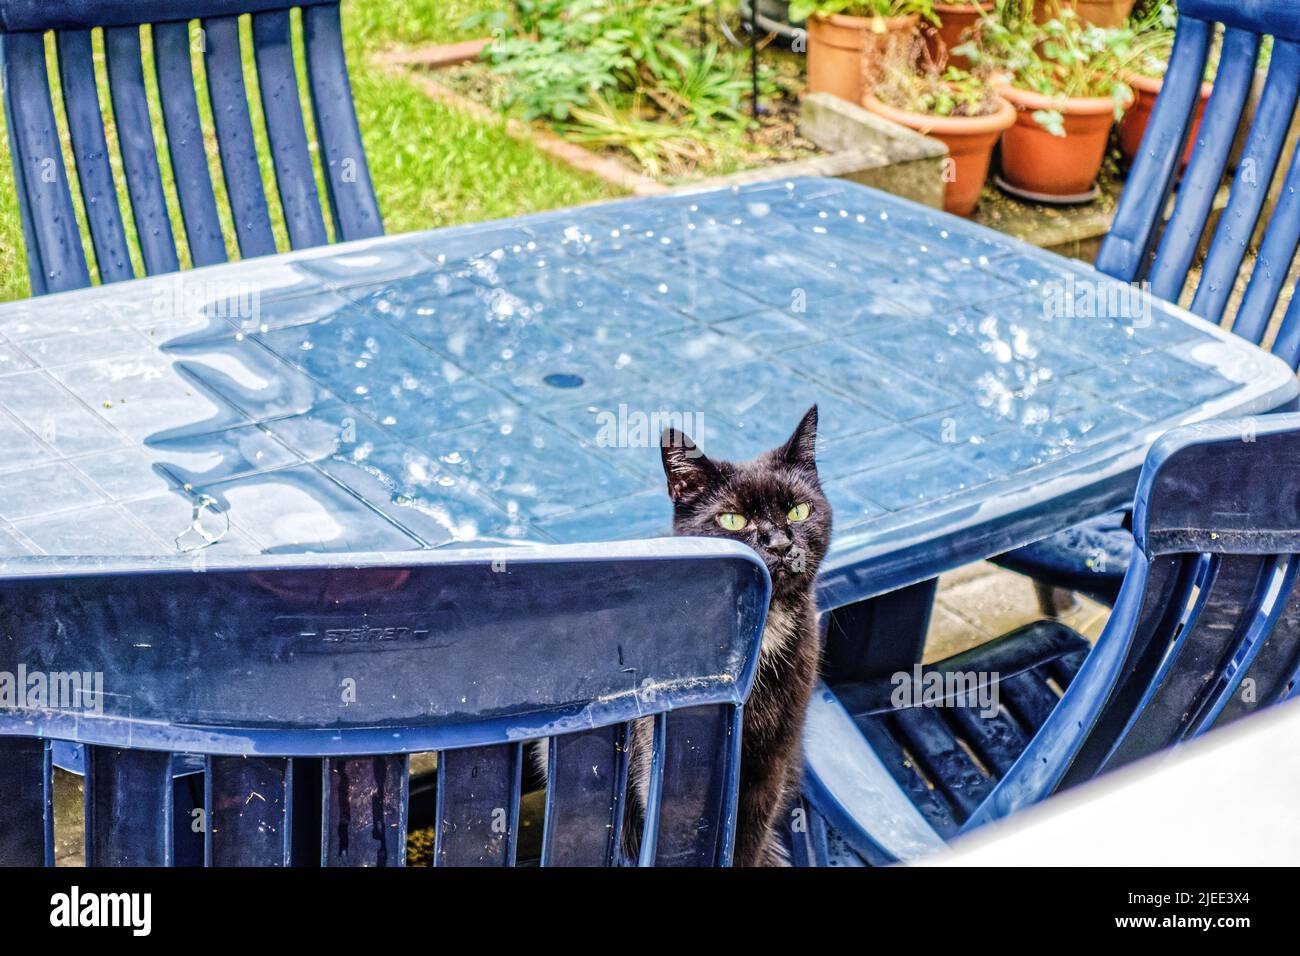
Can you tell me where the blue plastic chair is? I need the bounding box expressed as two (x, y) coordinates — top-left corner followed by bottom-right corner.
(0, 540), (769, 866)
(995, 0), (1300, 605)
(804, 412), (1300, 864)
(0, 0), (382, 298)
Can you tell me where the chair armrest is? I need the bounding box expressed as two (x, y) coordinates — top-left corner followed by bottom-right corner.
(801, 680), (946, 864)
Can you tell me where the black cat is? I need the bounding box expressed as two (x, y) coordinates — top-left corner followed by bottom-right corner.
(626, 405), (832, 866)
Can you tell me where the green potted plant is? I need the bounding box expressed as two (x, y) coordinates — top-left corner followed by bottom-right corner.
(959, 0), (1136, 200)
(1116, 3), (1215, 169)
(864, 58), (1015, 215)
(791, 0), (938, 102)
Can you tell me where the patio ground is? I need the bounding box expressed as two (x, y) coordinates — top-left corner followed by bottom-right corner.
(926, 562), (1107, 661)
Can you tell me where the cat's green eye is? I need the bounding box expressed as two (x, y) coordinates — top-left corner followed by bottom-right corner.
(787, 503), (812, 523)
(717, 513), (748, 531)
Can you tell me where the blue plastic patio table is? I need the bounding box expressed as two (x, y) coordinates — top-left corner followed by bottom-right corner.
(0, 177), (1294, 610)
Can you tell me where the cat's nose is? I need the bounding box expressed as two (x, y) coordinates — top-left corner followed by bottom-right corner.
(764, 528), (792, 552)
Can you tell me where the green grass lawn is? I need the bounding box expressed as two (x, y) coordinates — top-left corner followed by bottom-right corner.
(0, 0), (618, 302)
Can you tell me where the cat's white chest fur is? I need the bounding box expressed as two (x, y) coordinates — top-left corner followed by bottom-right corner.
(760, 606), (797, 658)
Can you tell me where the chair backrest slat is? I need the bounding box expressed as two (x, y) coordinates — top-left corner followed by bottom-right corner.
(1100, 553), (1273, 769)
(1270, 295), (1300, 369)
(1195, 555), (1299, 729)
(1, 76), (45, 294)
(635, 713), (668, 864)
(1188, 40), (1300, 325)
(651, 703), (744, 866)
(0, 738), (52, 866)
(541, 723), (631, 867)
(302, 3), (380, 242)
(1211, 561), (1300, 725)
(55, 29), (135, 283)
(322, 754), (409, 867)
(251, 9), (329, 249)
(1143, 27), (1259, 301)
(1094, 16), (1211, 284)
(152, 20), (229, 268)
(206, 755), (293, 866)
(202, 15), (277, 258)
(1, 29), (90, 293)
(85, 745), (173, 866)
(103, 24), (181, 276)
(434, 744), (521, 867)
(1231, 144), (1300, 345)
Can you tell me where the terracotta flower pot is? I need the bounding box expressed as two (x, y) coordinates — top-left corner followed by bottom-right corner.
(997, 84), (1123, 197)
(1119, 73), (1214, 169)
(862, 92), (1016, 216)
(1034, 0), (1136, 28)
(1067, 0), (1137, 28)
(924, 2), (993, 70)
(807, 12), (919, 103)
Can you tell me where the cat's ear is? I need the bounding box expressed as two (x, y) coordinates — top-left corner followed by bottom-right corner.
(661, 429), (719, 502)
(776, 405), (819, 468)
